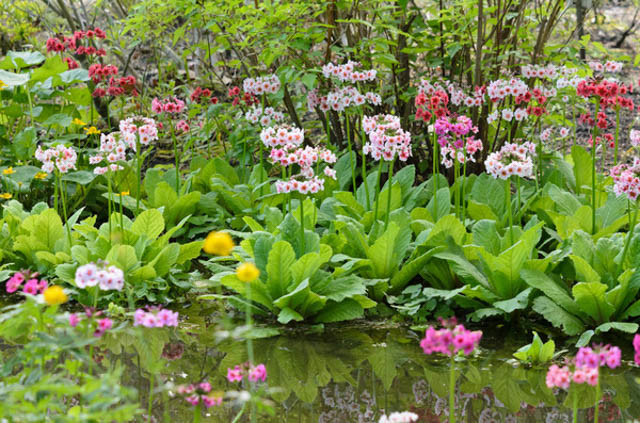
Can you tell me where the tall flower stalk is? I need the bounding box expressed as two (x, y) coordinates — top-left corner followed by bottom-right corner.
(420, 317), (482, 423)
(362, 114), (411, 227)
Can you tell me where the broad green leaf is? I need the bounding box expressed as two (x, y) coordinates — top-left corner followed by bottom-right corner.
(572, 282), (614, 324)
(532, 296), (585, 336)
(314, 299), (363, 323)
(131, 209), (165, 240)
(266, 241), (296, 299)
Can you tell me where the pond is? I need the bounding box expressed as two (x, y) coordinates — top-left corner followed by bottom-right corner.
(100, 306), (640, 422)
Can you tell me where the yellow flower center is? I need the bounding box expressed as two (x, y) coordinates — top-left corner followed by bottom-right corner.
(203, 231), (235, 256)
(236, 262), (260, 282)
(43, 285), (68, 305)
(2, 167), (14, 175)
(0, 193), (12, 199)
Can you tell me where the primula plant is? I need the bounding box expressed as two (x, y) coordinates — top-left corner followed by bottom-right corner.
(5, 0), (640, 420)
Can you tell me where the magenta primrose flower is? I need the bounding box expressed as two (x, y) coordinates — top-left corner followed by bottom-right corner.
(133, 307), (179, 328)
(226, 363), (268, 383)
(5, 271), (47, 295)
(420, 317), (482, 356)
(177, 382), (223, 408)
(634, 334), (640, 365)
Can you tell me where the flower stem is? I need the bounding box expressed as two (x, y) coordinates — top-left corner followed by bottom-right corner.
(432, 127), (439, 220)
(384, 159), (394, 231)
(193, 402), (201, 423)
(449, 353), (456, 423)
(374, 160), (383, 223)
(360, 112), (370, 210)
(594, 376), (600, 423)
(506, 177), (513, 247)
(620, 199), (638, 274)
(148, 372), (154, 420)
(572, 389), (578, 423)
(169, 122), (180, 193)
(300, 199), (306, 253)
(592, 99), (600, 235)
(614, 106), (620, 165)
(136, 139), (142, 216)
(57, 171), (72, 248)
(345, 112), (357, 194)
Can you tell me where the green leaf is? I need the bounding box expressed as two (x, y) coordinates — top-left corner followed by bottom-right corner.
(277, 307), (303, 324)
(494, 288), (532, 313)
(0, 69), (29, 86)
(106, 245), (138, 273)
(532, 296), (585, 336)
(595, 322), (638, 334)
(389, 246), (444, 293)
(314, 299), (363, 323)
(131, 209), (165, 240)
(572, 282), (614, 324)
(61, 170), (96, 185)
(521, 269), (582, 315)
(176, 241), (203, 264)
(266, 241), (296, 300)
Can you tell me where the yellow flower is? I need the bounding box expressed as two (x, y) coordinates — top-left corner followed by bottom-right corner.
(0, 193), (12, 199)
(203, 231), (234, 256)
(43, 285), (68, 305)
(84, 126), (101, 135)
(236, 262), (260, 282)
(0, 80), (6, 90)
(72, 118), (87, 126)
(119, 191), (130, 196)
(34, 172), (48, 180)
(2, 167), (14, 175)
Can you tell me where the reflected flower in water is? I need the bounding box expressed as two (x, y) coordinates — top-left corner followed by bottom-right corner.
(378, 411), (418, 423)
(226, 363), (268, 383)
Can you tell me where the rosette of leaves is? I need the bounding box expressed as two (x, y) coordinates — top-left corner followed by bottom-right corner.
(204, 213), (377, 324)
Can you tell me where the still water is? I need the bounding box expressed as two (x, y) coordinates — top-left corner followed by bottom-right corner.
(101, 311), (640, 422)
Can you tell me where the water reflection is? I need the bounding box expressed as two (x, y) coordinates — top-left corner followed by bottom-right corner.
(100, 324), (640, 422)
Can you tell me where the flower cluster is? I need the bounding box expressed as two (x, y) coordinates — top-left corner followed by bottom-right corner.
(89, 64), (118, 84)
(484, 141), (536, 180)
(260, 125), (305, 149)
(378, 411), (419, 423)
(307, 86), (381, 113)
(226, 363), (267, 383)
(119, 116), (159, 148)
(133, 307), (179, 328)
(362, 114), (412, 161)
(45, 27), (107, 55)
(415, 83), (451, 121)
(521, 64), (558, 79)
(228, 85), (258, 106)
(177, 382), (223, 408)
(268, 141), (337, 194)
(243, 74), (281, 96)
(35, 144), (78, 174)
(486, 78), (528, 101)
(589, 60), (623, 73)
(151, 97), (186, 114)
(322, 61), (377, 83)
(5, 271), (47, 295)
(420, 317), (482, 356)
(88, 64), (138, 98)
(576, 344), (621, 369)
(487, 107), (528, 123)
(433, 115), (482, 168)
(190, 86), (218, 104)
(631, 129), (640, 147)
(545, 363), (599, 389)
(69, 308), (113, 337)
(246, 106), (285, 127)
(610, 158), (640, 201)
(75, 262), (125, 291)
